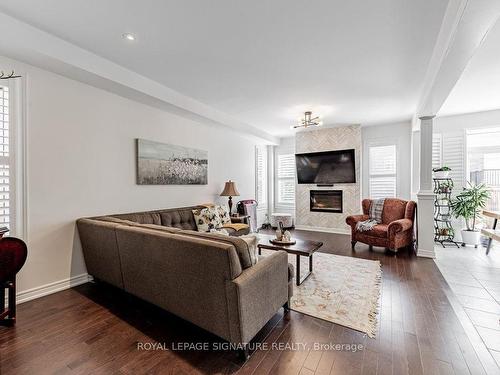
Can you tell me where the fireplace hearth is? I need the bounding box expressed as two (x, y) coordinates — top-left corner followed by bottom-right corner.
(310, 190), (343, 213)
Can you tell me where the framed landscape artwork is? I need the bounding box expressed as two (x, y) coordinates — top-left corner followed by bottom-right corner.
(136, 139), (208, 185)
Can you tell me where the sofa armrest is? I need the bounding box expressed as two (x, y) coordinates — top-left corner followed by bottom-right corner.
(226, 251), (288, 343)
(388, 218), (413, 235)
(346, 214), (369, 227)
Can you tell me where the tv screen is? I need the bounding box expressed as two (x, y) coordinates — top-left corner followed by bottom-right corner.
(295, 149), (356, 184)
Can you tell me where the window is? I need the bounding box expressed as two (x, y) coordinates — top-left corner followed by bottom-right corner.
(467, 127), (500, 211)
(255, 145), (268, 207)
(369, 144), (397, 199)
(0, 86), (10, 229)
(276, 154), (295, 205)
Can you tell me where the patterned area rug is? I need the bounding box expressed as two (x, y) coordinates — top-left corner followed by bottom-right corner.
(288, 252), (382, 338)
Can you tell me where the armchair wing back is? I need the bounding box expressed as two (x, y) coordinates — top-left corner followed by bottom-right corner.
(347, 198), (416, 253)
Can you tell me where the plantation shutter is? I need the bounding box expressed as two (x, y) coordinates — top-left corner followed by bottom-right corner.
(0, 86), (10, 229)
(255, 145), (267, 207)
(432, 133), (442, 169)
(277, 154), (295, 205)
(442, 132), (465, 195)
(369, 144), (397, 199)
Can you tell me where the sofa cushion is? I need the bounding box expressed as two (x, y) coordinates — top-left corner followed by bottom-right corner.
(112, 212), (162, 225)
(192, 207), (222, 232)
(178, 230), (254, 269)
(364, 224), (389, 238)
(132, 223), (182, 234)
(96, 217), (182, 234)
(97, 216), (138, 226)
(160, 208), (198, 230)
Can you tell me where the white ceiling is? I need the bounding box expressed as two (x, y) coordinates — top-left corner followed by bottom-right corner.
(439, 19), (500, 117)
(0, 0), (449, 136)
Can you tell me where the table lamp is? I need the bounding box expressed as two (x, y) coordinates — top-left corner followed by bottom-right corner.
(220, 180), (240, 214)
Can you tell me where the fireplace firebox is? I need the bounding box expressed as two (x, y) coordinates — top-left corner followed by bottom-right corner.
(310, 190), (343, 213)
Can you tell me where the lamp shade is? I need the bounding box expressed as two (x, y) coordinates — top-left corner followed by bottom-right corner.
(220, 180), (240, 196)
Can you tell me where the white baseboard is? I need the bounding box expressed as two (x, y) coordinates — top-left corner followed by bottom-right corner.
(14, 274), (92, 305)
(294, 225), (350, 235)
(417, 248), (436, 258)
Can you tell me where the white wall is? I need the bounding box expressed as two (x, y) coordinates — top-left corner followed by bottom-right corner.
(1, 56), (258, 298)
(362, 121), (412, 200)
(435, 109), (500, 132)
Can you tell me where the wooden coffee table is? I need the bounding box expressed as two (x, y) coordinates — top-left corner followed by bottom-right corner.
(257, 234), (323, 286)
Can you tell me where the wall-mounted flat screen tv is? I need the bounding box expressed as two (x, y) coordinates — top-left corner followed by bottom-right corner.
(295, 149), (356, 184)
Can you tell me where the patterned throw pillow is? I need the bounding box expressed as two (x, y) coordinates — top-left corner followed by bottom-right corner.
(192, 207), (222, 232)
(216, 205), (231, 224)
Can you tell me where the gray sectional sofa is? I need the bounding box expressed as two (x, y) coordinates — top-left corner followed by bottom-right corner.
(77, 205), (293, 351)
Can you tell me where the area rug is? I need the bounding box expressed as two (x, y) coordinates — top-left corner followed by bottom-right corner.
(288, 253), (382, 338)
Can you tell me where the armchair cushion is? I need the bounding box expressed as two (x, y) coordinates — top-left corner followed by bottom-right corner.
(363, 224), (389, 238)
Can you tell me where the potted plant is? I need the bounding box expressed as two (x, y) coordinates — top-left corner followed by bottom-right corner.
(433, 166), (451, 178)
(438, 180), (453, 193)
(450, 182), (490, 246)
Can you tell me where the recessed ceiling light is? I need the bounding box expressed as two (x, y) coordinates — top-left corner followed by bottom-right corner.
(122, 33), (136, 41)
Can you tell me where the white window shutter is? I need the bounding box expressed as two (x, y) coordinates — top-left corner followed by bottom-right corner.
(369, 177), (397, 199)
(443, 132), (465, 194)
(432, 133), (442, 169)
(255, 145), (267, 207)
(277, 154), (295, 205)
(0, 86), (10, 228)
(369, 144), (397, 199)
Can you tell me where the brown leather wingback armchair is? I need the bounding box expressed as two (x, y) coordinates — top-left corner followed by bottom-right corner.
(346, 198), (416, 253)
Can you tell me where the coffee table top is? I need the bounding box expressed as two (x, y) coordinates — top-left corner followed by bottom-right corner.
(257, 233), (323, 255)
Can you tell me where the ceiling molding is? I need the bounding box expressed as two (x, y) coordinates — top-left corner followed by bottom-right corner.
(0, 11), (278, 144)
(413, 0), (500, 129)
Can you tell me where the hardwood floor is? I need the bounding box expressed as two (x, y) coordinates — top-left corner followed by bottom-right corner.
(1, 230), (499, 374)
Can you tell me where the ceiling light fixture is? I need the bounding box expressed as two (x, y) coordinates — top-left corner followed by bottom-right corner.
(293, 111), (323, 129)
(122, 33), (136, 41)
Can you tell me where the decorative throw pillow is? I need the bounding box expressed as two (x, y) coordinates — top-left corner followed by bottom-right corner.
(216, 205), (231, 224)
(192, 207), (222, 232)
(240, 234), (258, 265)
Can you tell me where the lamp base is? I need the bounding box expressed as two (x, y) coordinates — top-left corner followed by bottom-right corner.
(228, 196), (233, 214)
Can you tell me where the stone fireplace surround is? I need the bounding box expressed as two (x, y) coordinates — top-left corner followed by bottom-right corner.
(295, 125), (361, 234)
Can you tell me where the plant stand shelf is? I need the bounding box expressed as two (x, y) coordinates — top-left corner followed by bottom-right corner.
(433, 178), (460, 248)
(481, 210), (500, 255)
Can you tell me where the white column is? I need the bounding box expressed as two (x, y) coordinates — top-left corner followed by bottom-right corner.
(417, 116), (436, 258)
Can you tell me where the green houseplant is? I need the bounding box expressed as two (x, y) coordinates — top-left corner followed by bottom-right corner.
(450, 182), (490, 246)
